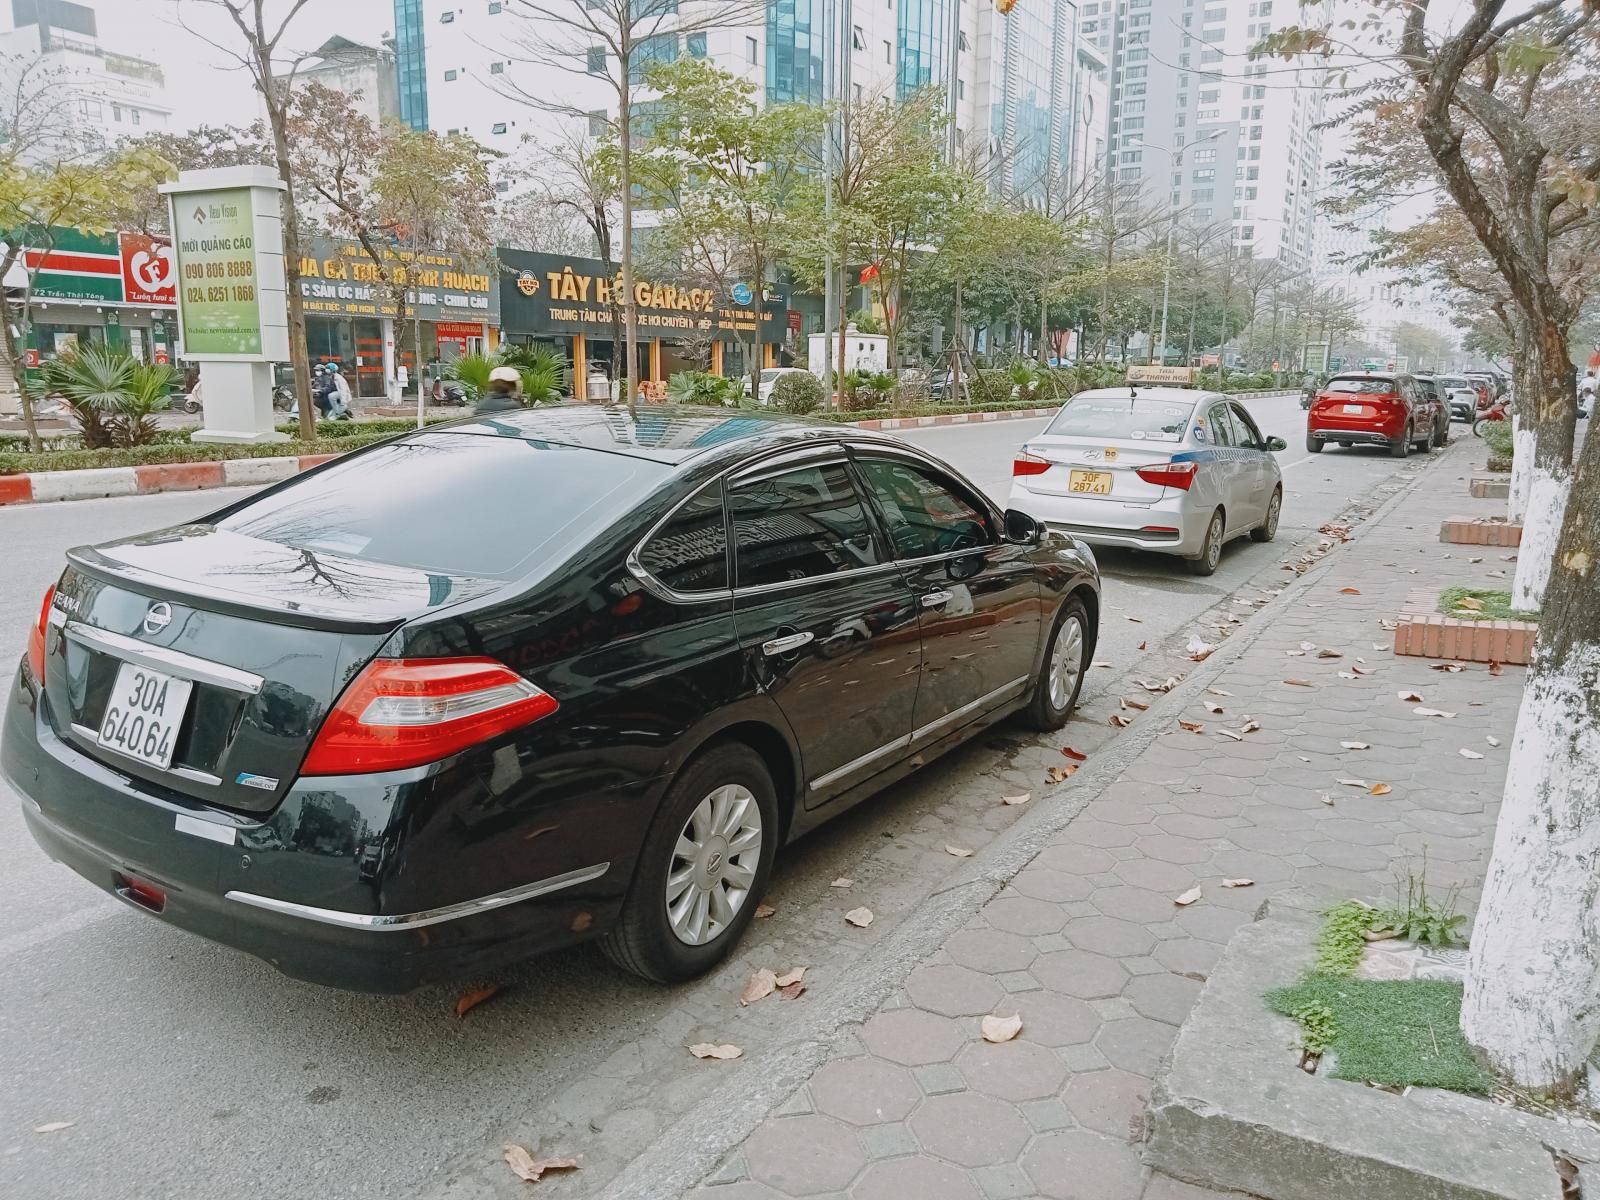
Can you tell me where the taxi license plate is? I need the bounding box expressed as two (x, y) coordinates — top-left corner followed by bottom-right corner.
(1069, 470), (1113, 495)
(97, 662), (193, 770)
(1343, 403), (1363, 414)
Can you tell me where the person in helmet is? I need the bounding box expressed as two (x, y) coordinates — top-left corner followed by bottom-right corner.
(477, 364), (524, 415)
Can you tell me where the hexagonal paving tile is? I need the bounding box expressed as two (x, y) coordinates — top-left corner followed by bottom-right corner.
(1122, 971), (1203, 1026)
(1014, 990), (1101, 1046)
(1011, 866), (1095, 904)
(1035, 843), (1117, 875)
(1152, 936), (1221, 979)
(986, 896), (1067, 936)
(850, 1156), (981, 1200)
(1061, 1068), (1152, 1138)
(811, 1057), (923, 1127)
(1096, 1016), (1174, 1076)
(745, 1115), (866, 1196)
(1111, 857), (1198, 893)
(955, 1039), (1068, 1101)
(945, 927), (1038, 974)
(859, 1009), (965, 1067)
(1129, 833), (1216, 865)
(1089, 885), (1183, 926)
(906, 964), (1006, 1018)
(1022, 1129), (1146, 1200)
(1061, 915), (1157, 958)
(1031, 949), (1131, 1000)
(909, 1091), (1032, 1168)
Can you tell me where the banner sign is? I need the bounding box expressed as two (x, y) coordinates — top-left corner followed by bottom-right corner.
(119, 231), (177, 306)
(1125, 365), (1194, 386)
(171, 187), (264, 355)
(299, 237), (500, 325)
(498, 249), (781, 342)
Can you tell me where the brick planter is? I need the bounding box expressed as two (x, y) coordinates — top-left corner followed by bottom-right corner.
(1468, 474), (1510, 499)
(1393, 588), (1537, 665)
(1438, 516), (1522, 547)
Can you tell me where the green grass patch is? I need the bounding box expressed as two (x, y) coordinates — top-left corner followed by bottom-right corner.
(1267, 975), (1493, 1094)
(1437, 586), (1538, 622)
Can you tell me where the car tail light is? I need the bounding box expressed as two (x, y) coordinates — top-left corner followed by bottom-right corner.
(301, 658), (559, 776)
(1134, 461), (1198, 490)
(1013, 451), (1051, 477)
(26, 585), (55, 683)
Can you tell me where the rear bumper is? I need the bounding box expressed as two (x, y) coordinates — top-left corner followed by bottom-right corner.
(1307, 427), (1398, 447)
(1009, 486), (1209, 556)
(3, 668), (623, 992)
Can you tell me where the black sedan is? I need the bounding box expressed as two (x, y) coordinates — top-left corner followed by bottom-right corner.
(3, 407), (1100, 991)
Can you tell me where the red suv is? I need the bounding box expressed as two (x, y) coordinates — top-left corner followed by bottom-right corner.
(1306, 372), (1440, 458)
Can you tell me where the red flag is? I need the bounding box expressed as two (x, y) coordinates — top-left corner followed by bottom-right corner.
(859, 262), (880, 284)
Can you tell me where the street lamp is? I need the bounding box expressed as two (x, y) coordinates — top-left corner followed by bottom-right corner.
(1129, 129), (1224, 366)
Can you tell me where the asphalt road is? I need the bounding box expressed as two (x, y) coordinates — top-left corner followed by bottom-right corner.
(0, 394), (1442, 1199)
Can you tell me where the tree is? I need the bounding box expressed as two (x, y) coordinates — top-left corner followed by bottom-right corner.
(107, 125), (272, 233)
(176, 0), (319, 437)
(494, 0), (765, 414)
(637, 58), (823, 396)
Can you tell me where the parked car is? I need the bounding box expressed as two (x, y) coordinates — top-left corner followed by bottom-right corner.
(1464, 373), (1496, 412)
(1409, 374), (1453, 446)
(1305, 371), (1440, 457)
(746, 367), (812, 406)
(1431, 373), (1483, 423)
(3, 407), (1100, 991)
(1007, 386), (1287, 577)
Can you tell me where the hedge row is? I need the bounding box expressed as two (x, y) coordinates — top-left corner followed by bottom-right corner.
(0, 431), (404, 476)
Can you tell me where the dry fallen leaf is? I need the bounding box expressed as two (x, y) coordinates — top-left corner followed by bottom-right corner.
(754, 903), (777, 919)
(1121, 696), (1151, 712)
(1283, 679), (1314, 688)
(1339, 587), (1362, 595)
(1002, 792), (1032, 806)
(1300, 642), (1318, 652)
(778, 980), (807, 1000)
(1320, 794), (1336, 806)
(1127, 614), (1144, 623)
(1205, 702), (1224, 714)
(503, 1145), (580, 1184)
(830, 877), (854, 889)
(1373, 642), (1389, 651)
(1316, 649), (1343, 660)
(454, 984), (502, 1019)
(945, 844), (974, 858)
(1456, 596), (1485, 611)
(1178, 719), (1206, 733)
(1297, 755), (1312, 763)
(1430, 662), (1464, 673)
(1241, 719), (1261, 734)
(1399, 690), (1424, 703)
(740, 968), (777, 1006)
(1488, 661), (1504, 676)
(1340, 741), (1370, 750)
(1207, 687), (1233, 697)
(1370, 783), (1392, 796)
(1092, 659), (1114, 668)
(1486, 735), (1502, 747)
(1338, 778), (1368, 788)
(774, 966), (807, 988)
(32, 1122), (73, 1134)
(1046, 765), (1077, 783)
(1186, 637), (1216, 662)
(1337, 671), (1358, 680)
(981, 1013), (1024, 1043)
(1286, 650), (1306, 657)
(1351, 665), (1373, 676)
(1137, 640), (1148, 651)
(1459, 748), (1484, 760)
(1415, 707), (1457, 719)
(1221, 878), (1255, 889)
(1109, 714), (1132, 728)
(845, 907), (874, 928)
(1062, 746), (1088, 762)
(1174, 886), (1203, 906)
(689, 1043), (744, 1060)
(1217, 728), (1244, 742)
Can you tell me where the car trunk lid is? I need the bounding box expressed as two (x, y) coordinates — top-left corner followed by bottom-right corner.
(1015, 435), (1182, 505)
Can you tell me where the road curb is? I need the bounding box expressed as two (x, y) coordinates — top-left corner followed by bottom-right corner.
(0, 392), (1298, 508)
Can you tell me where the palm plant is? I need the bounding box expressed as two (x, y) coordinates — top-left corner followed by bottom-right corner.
(507, 347), (571, 403)
(117, 362), (176, 446)
(40, 345), (158, 449)
(448, 352), (496, 400)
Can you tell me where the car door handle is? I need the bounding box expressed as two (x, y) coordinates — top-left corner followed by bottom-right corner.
(921, 590), (954, 609)
(762, 632), (815, 656)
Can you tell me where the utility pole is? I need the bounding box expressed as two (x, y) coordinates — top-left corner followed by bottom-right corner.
(821, 0), (837, 404)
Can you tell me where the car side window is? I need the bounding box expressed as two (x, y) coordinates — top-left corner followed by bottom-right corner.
(729, 462), (882, 588)
(1228, 403), (1264, 449)
(1206, 404), (1237, 448)
(854, 457), (993, 560)
(638, 481), (729, 593)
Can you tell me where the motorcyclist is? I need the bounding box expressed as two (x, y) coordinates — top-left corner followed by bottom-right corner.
(1299, 371), (1319, 409)
(311, 364), (334, 418)
(476, 365), (524, 415)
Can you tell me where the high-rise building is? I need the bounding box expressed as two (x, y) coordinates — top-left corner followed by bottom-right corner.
(296, 35), (401, 126)
(0, 0), (173, 157)
(1084, 0), (1324, 267)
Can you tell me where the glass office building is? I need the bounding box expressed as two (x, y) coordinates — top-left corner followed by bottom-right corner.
(897, 0), (950, 99)
(393, 0), (429, 130)
(767, 0), (826, 104)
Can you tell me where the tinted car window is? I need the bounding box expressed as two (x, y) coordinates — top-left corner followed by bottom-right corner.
(638, 482), (728, 593)
(1228, 403), (1265, 448)
(855, 457), (992, 560)
(1045, 395), (1196, 442)
(1325, 377), (1398, 394)
(730, 463), (881, 587)
(1206, 404), (1237, 447)
(217, 432), (667, 579)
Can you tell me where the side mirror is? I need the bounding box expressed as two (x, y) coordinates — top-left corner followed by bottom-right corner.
(1265, 436), (1288, 452)
(1004, 508), (1044, 544)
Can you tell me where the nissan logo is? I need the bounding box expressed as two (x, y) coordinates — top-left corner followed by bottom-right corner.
(142, 602), (173, 634)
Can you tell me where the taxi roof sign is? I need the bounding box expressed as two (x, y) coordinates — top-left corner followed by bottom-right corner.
(1125, 365), (1194, 386)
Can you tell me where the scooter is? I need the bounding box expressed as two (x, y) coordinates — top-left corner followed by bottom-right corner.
(1473, 400), (1509, 438)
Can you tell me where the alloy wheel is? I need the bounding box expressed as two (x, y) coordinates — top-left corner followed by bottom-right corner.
(665, 784), (763, 946)
(1048, 616), (1085, 710)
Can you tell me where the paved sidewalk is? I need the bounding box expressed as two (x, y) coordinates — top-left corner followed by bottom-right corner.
(687, 438), (1521, 1200)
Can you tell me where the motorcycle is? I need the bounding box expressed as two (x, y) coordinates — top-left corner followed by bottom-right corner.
(181, 392), (201, 415)
(1472, 400), (1509, 438)
(272, 385), (296, 412)
(1299, 386), (1317, 410)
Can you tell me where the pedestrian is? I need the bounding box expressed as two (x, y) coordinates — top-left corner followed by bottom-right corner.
(329, 364), (354, 420)
(312, 364), (333, 418)
(476, 365), (524, 415)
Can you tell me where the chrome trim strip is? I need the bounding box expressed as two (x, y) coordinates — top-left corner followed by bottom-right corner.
(910, 675), (1031, 743)
(64, 622), (265, 695)
(808, 735), (913, 792)
(70, 723), (224, 785)
(733, 559), (901, 598)
(727, 445), (849, 484)
(223, 862), (611, 931)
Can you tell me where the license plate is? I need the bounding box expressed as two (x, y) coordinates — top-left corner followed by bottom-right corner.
(1342, 403), (1363, 414)
(98, 663), (193, 770)
(1069, 470), (1113, 495)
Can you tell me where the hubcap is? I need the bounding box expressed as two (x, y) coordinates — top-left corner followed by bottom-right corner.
(666, 784), (762, 946)
(1207, 517), (1222, 568)
(1266, 494), (1280, 536)
(1048, 617), (1085, 710)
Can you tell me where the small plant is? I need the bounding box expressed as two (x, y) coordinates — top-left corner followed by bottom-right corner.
(1481, 420), (1514, 459)
(1372, 864), (1468, 948)
(1437, 586), (1537, 622)
(770, 370), (824, 415)
(1314, 899), (1381, 977)
(1287, 998), (1337, 1056)
(667, 370), (742, 407)
(41, 346), (173, 449)
(448, 352), (495, 401)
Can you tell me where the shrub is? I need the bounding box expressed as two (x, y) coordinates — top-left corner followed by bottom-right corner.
(40, 346), (175, 449)
(770, 370), (824, 415)
(0, 431), (402, 476)
(1481, 420), (1513, 459)
(667, 370), (743, 407)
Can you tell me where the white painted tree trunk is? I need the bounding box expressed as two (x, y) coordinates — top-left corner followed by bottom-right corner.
(1462, 642), (1600, 1090)
(1510, 463), (1568, 612)
(1508, 418), (1533, 523)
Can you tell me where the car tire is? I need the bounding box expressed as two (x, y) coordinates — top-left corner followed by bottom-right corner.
(1389, 431), (1410, 458)
(1305, 434), (1323, 453)
(600, 742), (779, 984)
(1414, 422), (1432, 452)
(1023, 596), (1092, 732)
(1436, 420), (1450, 448)
(1187, 510), (1225, 577)
(1250, 487), (1281, 543)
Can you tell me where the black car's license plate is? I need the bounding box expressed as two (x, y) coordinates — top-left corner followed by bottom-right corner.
(97, 663), (194, 771)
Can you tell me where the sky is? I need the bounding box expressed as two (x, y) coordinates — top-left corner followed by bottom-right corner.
(88, 0), (395, 129)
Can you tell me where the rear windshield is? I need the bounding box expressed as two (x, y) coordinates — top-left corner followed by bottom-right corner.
(1438, 377), (1471, 390)
(1324, 378), (1397, 394)
(217, 432), (668, 579)
(1043, 394), (1196, 442)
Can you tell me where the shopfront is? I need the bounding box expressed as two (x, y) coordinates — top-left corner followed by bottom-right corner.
(497, 249), (783, 395)
(298, 237), (500, 401)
